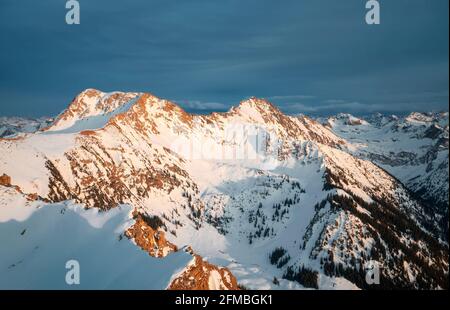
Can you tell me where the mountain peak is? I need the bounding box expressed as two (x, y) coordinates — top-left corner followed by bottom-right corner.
(46, 89), (141, 132)
(238, 97), (277, 109)
(230, 97), (281, 119)
(78, 88), (104, 97)
(329, 113), (368, 126)
(405, 111), (441, 124)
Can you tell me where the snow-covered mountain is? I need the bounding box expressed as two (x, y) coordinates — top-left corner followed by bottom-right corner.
(0, 116), (53, 138)
(0, 89), (448, 290)
(323, 112), (449, 240)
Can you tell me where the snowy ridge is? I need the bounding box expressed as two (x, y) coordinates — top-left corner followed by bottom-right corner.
(323, 111), (449, 240)
(0, 89), (448, 290)
(46, 89), (141, 132)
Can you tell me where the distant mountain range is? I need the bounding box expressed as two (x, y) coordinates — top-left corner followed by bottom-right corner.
(322, 111), (449, 241)
(0, 89), (448, 289)
(0, 116), (53, 138)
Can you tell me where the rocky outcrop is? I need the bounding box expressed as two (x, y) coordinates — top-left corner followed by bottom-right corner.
(0, 173), (40, 201)
(169, 254), (239, 290)
(125, 211), (177, 258)
(125, 211), (239, 290)
(0, 173), (11, 187)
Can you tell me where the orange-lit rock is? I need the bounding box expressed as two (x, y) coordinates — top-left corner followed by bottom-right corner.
(169, 254), (239, 290)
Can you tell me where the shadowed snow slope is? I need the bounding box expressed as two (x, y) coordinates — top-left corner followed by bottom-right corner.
(0, 189), (193, 289)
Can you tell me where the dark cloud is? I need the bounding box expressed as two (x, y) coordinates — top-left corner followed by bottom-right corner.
(0, 0), (448, 117)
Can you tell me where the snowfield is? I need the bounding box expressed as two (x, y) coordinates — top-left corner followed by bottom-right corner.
(0, 187), (193, 290)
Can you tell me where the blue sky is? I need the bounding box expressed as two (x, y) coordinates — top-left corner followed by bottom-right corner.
(0, 0), (448, 117)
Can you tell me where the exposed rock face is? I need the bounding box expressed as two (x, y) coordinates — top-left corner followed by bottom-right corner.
(169, 254), (239, 290)
(0, 173), (36, 200)
(125, 212), (177, 258)
(45, 123), (200, 211)
(0, 174), (11, 187)
(124, 211), (238, 289)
